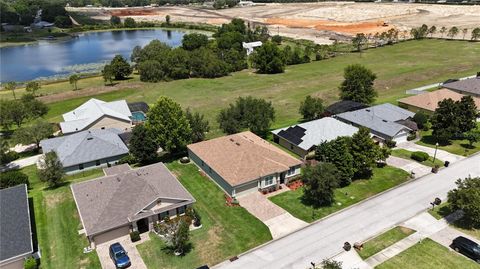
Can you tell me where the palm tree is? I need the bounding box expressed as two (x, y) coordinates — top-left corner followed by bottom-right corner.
(448, 26), (459, 39)
(4, 81), (17, 99)
(439, 26), (447, 38)
(69, 74), (79, 91)
(462, 28), (468, 40)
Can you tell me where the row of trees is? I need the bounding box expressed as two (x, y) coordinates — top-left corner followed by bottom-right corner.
(0, 0), (72, 27)
(410, 24), (480, 41)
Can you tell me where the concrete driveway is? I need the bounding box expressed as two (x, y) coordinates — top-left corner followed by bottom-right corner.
(237, 192), (307, 239)
(96, 234), (148, 269)
(396, 141), (465, 164)
(0, 154), (41, 172)
(386, 156), (431, 178)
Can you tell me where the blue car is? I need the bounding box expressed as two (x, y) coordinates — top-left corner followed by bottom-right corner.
(109, 243), (131, 268)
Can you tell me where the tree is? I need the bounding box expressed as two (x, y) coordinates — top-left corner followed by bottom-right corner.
(123, 17), (136, 28)
(461, 28), (468, 40)
(165, 15), (171, 25)
(21, 94), (48, 119)
(351, 33), (367, 52)
(37, 151), (64, 188)
(431, 98), (458, 143)
(217, 96), (275, 137)
(109, 55), (132, 80)
(251, 41), (285, 74)
(166, 48), (190, 80)
(302, 163), (340, 208)
(138, 60), (165, 82)
(339, 64), (377, 104)
(130, 45), (142, 63)
(26, 81), (40, 96)
(129, 124), (158, 164)
(189, 48), (229, 78)
(439, 26), (447, 38)
(472, 27), (480, 41)
(182, 33), (209, 51)
(464, 130), (480, 148)
(102, 64), (114, 86)
(299, 95), (324, 121)
(14, 120), (52, 149)
(315, 137), (355, 187)
(54, 15), (72, 28)
(172, 219), (190, 255)
(4, 81), (17, 99)
(447, 26), (459, 39)
(0, 170), (29, 189)
(457, 96), (478, 134)
(319, 259), (343, 269)
(4, 100), (27, 127)
(110, 15), (121, 26)
(428, 25), (436, 38)
(145, 97), (192, 153)
(350, 127), (382, 178)
(69, 74), (79, 91)
(413, 112), (429, 130)
(447, 177), (480, 227)
(185, 109), (209, 143)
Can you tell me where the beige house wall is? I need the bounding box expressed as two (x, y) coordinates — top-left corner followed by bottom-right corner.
(0, 259), (25, 269)
(88, 116), (132, 132)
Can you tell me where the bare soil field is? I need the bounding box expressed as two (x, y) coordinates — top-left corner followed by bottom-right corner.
(69, 2), (480, 44)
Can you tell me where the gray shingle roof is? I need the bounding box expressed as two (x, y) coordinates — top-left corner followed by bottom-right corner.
(0, 184), (33, 262)
(71, 163), (195, 236)
(335, 104), (413, 138)
(40, 129), (129, 168)
(272, 117), (359, 151)
(443, 77), (480, 96)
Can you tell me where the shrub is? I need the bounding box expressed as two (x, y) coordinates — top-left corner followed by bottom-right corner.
(407, 133), (417, 141)
(384, 139), (396, 148)
(193, 209), (202, 227)
(0, 170), (29, 189)
(271, 35), (282, 44)
(411, 151), (429, 162)
(24, 257), (37, 269)
(413, 112), (428, 129)
(118, 154), (137, 165)
(0, 151), (19, 164)
(422, 121), (432, 131)
(130, 231), (141, 242)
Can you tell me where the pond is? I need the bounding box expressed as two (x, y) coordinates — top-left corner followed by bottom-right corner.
(0, 29), (186, 83)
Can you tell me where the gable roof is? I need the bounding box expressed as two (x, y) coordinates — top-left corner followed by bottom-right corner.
(335, 104), (414, 138)
(0, 185), (33, 263)
(187, 131), (302, 187)
(71, 163), (195, 236)
(325, 100), (369, 115)
(443, 77), (480, 96)
(398, 88), (480, 112)
(40, 128), (129, 168)
(60, 98), (132, 134)
(272, 117), (358, 151)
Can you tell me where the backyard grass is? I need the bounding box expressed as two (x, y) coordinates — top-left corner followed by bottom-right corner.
(376, 238), (479, 269)
(137, 162), (272, 269)
(2, 39), (479, 137)
(269, 166), (410, 223)
(21, 165), (103, 269)
(429, 202), (480, 240)
(357, 226), (415, 260)
(391, 148), (444, 168)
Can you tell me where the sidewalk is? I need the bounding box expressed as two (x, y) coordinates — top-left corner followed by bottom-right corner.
(396, 141), (465, 164)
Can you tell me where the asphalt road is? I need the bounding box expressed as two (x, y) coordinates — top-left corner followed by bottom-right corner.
(215, 153), (480, 269)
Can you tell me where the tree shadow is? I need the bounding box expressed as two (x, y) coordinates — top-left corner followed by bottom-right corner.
(43, 181), (70, 191)
(460, 143), (475, 149)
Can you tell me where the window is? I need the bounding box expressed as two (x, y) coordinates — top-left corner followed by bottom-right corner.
(265, 176), (274, 186)
(96, 160), (101, 166)
(290, 144), (294, 150)
(177, 206), (185, 215)
(287, 167), (296, 176)
(79, 164), (84, 170)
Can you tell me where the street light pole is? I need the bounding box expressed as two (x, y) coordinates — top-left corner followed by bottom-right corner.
(433, 142), (439, 164)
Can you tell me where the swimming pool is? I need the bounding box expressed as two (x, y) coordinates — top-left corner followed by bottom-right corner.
(131, 111), (147, 122)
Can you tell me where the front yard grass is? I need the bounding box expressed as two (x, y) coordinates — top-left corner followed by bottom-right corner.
(429, 202), (480, 240)
(136, 162), (272, 269)
(269, 166), (410, 223)
(357, 226), (415, 260)
(22, 165), (103, 269)
(376, 238), (479, 269)
(391, 148), (444, 168)
(416, 124), (480, 157)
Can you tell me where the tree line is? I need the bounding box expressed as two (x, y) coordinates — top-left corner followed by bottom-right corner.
(0, 0), (72, 28)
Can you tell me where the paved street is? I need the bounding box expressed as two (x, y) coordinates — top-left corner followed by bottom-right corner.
(215, 153), (480, 269)
(396, 141), (465, 164)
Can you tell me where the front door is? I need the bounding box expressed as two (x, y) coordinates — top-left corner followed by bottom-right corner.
(137, 218), (149, 234)
(280, 172), (286, 184)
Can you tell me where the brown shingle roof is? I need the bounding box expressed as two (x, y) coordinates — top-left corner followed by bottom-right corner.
(187, 131), (303, 187)
(71, 163), (195, 236)
(398, 88), (480, 112)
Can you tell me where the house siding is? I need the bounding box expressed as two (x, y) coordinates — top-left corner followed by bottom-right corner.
(275, 135), (308, 158)
(0, 258), (26, 269)
(88, 115), (132, 133)
(64, 154), (128, 174)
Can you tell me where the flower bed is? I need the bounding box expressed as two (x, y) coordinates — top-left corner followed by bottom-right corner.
(225, 194), (240, 207)
(287, 179), (303, 191)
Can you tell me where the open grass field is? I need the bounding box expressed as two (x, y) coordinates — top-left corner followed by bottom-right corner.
(137, 162), (272, 269)
(429, 203), (480, 240)
(356, 226), (415, 260)
(269, 166), (410, 223)
(22, 165), (103, 269)
(2, 39), (479, 137)
(376, 238), (480, 269)
(391, 149), (444, 168)
(417, 124), (480, 157)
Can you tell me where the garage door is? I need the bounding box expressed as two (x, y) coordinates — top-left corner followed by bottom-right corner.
(93, 225), (130, 246)
(393, 133), (408, 143)
(235, 180), (259, 197)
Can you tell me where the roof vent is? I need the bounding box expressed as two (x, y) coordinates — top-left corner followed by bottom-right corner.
(366, 109), (371, 112)
(116, 177), (121, 182)
(230, 138), (235, 142)
(87, 137), (93, 140)
(382, 119), (388, 122)
(235, 142), (241, 146)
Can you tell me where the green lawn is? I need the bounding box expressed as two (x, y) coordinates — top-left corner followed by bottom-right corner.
(137, 162), (272, 269)
(22, 165), (103, 269)
(269, 166), (410, 223)
(416, 124), (480, 157)
(357, 226), (415, 260)
(376, 238), (480, 269)
(2, 39), (479, 137)
(391, 149), (444, 168)
(429, 202), (480, 240)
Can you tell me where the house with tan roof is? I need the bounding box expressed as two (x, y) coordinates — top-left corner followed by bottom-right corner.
(398, 88), (480, 115)
(187, 131), (303, 197)
(71, 163), (195, 248)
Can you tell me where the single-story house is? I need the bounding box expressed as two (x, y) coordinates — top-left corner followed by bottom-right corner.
(272, 117), (359, 158)
(59, 98), (148, 135)
(0, 185), (34, 269)
(71, 163), (195, 248)
(324, 100), (369, 116)
(40, 128), (129, 174)
(442, 75), (480, 98)
(187, 131), (303, 197)
(335, 103), (416, 143)
(398, 88), (480, 115)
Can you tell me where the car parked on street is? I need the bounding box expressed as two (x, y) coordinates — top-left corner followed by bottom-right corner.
(109, 242), (131, 268)
(451, 236), (480, 263)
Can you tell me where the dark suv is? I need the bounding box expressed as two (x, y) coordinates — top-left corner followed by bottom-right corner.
(109, 243), (131, 268)
(451, 236), (480, 263)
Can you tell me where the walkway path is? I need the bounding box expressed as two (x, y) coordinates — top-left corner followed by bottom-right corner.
(0, 154), (41, 172)
(396, 141), (465, 164)
(386, 156), (431, 178)
(237, 191), (308, 239)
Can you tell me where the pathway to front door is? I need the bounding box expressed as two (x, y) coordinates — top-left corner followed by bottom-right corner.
(237, 191), (308, 239)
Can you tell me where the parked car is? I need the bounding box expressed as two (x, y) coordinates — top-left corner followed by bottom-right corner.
(451, 236), (480, 263)
(109, 243), (131, 268)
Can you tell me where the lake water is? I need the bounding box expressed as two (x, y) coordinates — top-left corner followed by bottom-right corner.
(0, 29), (186, 83)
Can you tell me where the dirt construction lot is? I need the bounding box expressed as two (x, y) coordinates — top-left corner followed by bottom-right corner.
(69, 2), (480, 44)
